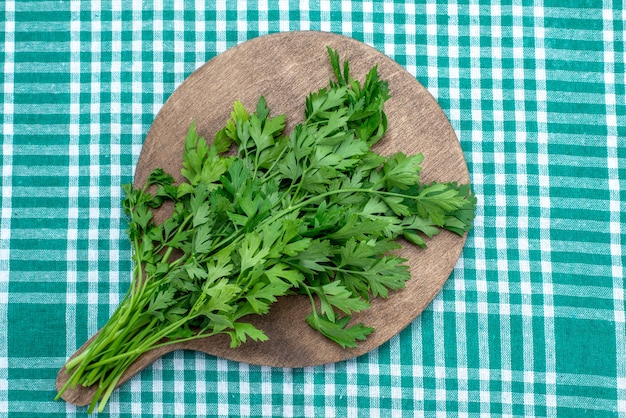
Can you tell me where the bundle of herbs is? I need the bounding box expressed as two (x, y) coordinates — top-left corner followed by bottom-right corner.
(56, 47), (476, 412)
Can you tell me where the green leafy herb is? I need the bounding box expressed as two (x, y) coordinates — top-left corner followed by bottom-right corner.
(56, 47), (476, 413)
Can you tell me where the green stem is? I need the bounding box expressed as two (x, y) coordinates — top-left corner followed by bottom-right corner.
(61, 290), (135, 389)
(302, 285), (320, 318)
(80, 316), (155, 387)
(198, 186), (413, 260)
(63, 346), (91, 374)
(160, 212), (193, 264)
(75, 313), (191, 373)
(261, 143), (289, 179)
(80, 317), (160, 372)
(96, 366), (125, 413)
(289, 168), (308, 205)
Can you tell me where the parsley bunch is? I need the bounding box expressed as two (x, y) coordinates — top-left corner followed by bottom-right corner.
(57, 48), (475, 412)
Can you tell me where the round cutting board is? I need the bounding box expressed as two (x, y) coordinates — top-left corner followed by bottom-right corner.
(58, 31), (470, 406)
(135, 30), (470, 365)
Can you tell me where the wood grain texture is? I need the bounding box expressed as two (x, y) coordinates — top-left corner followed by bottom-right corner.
(57, 31), (470, 406)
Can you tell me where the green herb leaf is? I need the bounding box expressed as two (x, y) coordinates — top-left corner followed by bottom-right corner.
(306, 313), (374, 349)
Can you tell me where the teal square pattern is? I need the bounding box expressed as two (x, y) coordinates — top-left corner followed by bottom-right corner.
(1, 0), (624, 416)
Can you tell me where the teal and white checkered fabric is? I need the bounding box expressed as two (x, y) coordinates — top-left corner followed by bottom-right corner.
(2, 1), (625, 416)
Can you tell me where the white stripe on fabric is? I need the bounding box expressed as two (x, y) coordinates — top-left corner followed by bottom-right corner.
(323, 362), (336, 417)
(341, 0), (352, 36)
(382, 2), (394, 58)
(403, 2), (417, 78)
(468, 2), (490, 416)
(153, 360), (164, 417)
(278, 0), (290, 32)
(511, 2), (537, 416)
(489, 3), (514, 415)
(320, 0), (331, 33)
(109, 0), (123, 310)
(433, 294), (446, 415)
(195, 354), (207, 416)
(299, 0), (311, 31)
(89, 0), (102, 334)
(260, 365), (272, 418)
(217, 357), (229, 417)
(411, 317), (425, 412)
(362, 1), (374, 45)
(602, 2), (626, 414)
(533, 2), (557, 415)
(345, 359), (358, 417)
(236, 1), (248, 43)
(174, 1), (185, 87)
(239, 362), (251, 417)
(153, 1), (165, 117)
(173, 351), (185, 416)
(0, 0), (14, 413)
(447, 2), (460, 125)
(214, 1), (227, 54)
(303, 367), (315, 418)
(445, 4), (469, 415)
(388, 336), (403, 415)
(131, 376), (142, 416)
(281, 367), (293, 418)
(65, 4), (82, 417)
(66, 0), (80, 358)
(257, 0), (269, 34)
(194, 0), (206, 67)
(425, 1), (438, 98)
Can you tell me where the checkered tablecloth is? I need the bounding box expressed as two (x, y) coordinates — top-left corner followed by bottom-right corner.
(1, 1), (625, 417)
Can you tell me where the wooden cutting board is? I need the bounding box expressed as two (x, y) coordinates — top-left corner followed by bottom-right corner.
(57, 31), (470, 407)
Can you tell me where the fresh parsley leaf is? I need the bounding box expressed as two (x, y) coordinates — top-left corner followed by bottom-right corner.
(227, 322), (269, 348)
(305, 313), (373, 349)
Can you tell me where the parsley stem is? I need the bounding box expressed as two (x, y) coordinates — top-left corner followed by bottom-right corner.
(302, 285), (319, 317)
(77, 313), (197, 372)
(261, 143), (289, 179)
(200, 187), (414, 258)
(266, 187), (409, 224)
